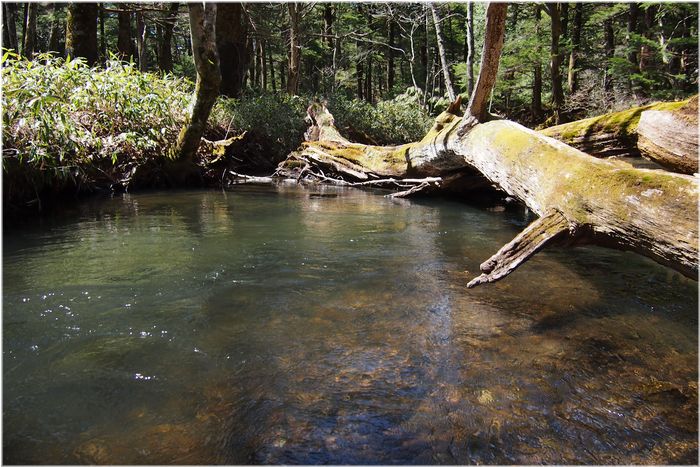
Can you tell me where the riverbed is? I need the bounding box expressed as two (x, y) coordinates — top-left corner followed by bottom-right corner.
(4, 185), (697, 464)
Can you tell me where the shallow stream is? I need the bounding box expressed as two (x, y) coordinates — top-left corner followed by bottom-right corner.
(3, 185), (697, 464)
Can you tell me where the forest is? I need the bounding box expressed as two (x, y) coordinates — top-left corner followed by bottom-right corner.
(2, 2), (699, 465)
(3, 2), (698, 201)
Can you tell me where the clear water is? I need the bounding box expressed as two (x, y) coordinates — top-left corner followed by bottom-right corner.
(3, 185), (697, 464)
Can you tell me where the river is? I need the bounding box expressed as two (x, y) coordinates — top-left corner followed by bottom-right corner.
(3, 185), (697, 464)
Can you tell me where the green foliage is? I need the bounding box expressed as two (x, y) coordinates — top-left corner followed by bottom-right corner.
(2, 51), (192, 168)
(328, 87), (432, 145)
(212, 92), (308, 160)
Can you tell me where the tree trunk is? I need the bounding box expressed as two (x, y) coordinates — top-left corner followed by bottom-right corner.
(540, 95), (698, 169)
(636, 96), (698, 174)
(366, 49), (373, 103)
(387, 18), (396, 92)
(66, 3), (98, 65)
(269, 44), (276, 92)
(260, 40), (267, 90)
(99, 4), (106, 62)
(604, 16), (614, 92)
(22, 2), (37, 58)
(277, 101), (697, 285)
(117, 7), (133, 60)
(466, 1), (475, 96)
(274, 3), (698, 287)
(430, 3), (456, 102)
(356, 40), (364, 101)
(567, 3), (582, 94)
(216, 3), (249, 98)
(48, 3), (63, 54)
(135, 10), (147, 70)
(547, 3), (564, 124)
(531, 4), (544, 123)
(3, 3), (19, 53)
(172, 3), (221, 162)
(467, 3), (507, 121)
(158, 2), (179, 73)
(286, 3), (301, 95)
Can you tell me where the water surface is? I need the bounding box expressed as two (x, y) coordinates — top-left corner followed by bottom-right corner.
(4, 185), (697, 464)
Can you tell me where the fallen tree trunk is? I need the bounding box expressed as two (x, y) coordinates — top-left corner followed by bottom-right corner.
(276, 101), (698, 286)
(540, 95), (698, 174)
(636, 96), (698, 174)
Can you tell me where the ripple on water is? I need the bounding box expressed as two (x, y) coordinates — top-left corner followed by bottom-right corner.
(2, 186), (697, 465)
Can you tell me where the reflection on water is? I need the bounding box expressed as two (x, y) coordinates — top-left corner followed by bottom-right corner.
(3, 185), (697, 464)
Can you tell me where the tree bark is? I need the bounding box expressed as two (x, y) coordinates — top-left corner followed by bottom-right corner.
(604, 15), (614, 92)
(117, 7), (133, 60)
(66, 3), (98, 65)
(277, 100), (698, 285)
(158, 2), (179, 73)
(172, 3), (221, 162)
(274, 4), (698, 286)
(567, 3), (583, 94)
(286, 3), (301, 95)
(430, 3), (456, 102)
(531, 4), (544, 123)
(637, 96), (698, 174)
(216, 3), (249, 98)
(22, 2), (37, 58)
(387, 17), (396, 92)
(540, 95), (698, 170)
(135, 10), (147, 70)
(2, 3), (19, 53)
(466, 1), (475, 96)
(546, 3), (564, 124)
(467, 3), (507, 121)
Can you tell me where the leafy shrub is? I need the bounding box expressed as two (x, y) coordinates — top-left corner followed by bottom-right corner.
(2, 51), (193, 167)
(212, 91), (308, 162)
(328, 87), (432, 145)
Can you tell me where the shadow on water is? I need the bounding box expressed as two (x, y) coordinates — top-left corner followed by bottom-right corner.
(3, 185), (697, 464)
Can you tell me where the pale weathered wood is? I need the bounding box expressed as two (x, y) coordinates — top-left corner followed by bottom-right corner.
(637, 96), (698, 174)
(276, 102), (698, 285)
(467, 210), (570, 288)
(540, 96), (698, 169)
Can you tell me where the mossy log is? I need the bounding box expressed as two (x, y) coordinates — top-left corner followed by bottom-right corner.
(540, 96), (697, 174)
(276, 102), (698, 286)
(636, 96), (698, 174)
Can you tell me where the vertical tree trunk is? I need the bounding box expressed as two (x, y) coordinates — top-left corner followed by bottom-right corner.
(547, 3), (564, 124)
(117, 7), (133, 60)
(216, 3), (249, 98)
(356, 41), (364, 101)
(269, 45), (276, 92)
(466, 1), (475, 96)
(286, 3), (301, 95)
(466, 2), (508, 122)
(387, 18), (396, 92)
(66, 3), (98, 65)
(430, 3), (456, 101)
(22, 2), (37, 58)
(626, 2), (639, 92)
(3, 3), (19, 52)
(260, 40), (267, 90)
(532, 4), (543, 123)
(99, 4), (106, 62)
(604, 15), (615, 92)
(48, 3), (63, 54)
(158, 2), (179, 73)
(323, 4), (334, 49)
(366, 49), (373, 103)
(638, 5), (656, 72)
(173, 3), (221, 162)
(135, 10), (147, 70)
(567, 2), (582, 94)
